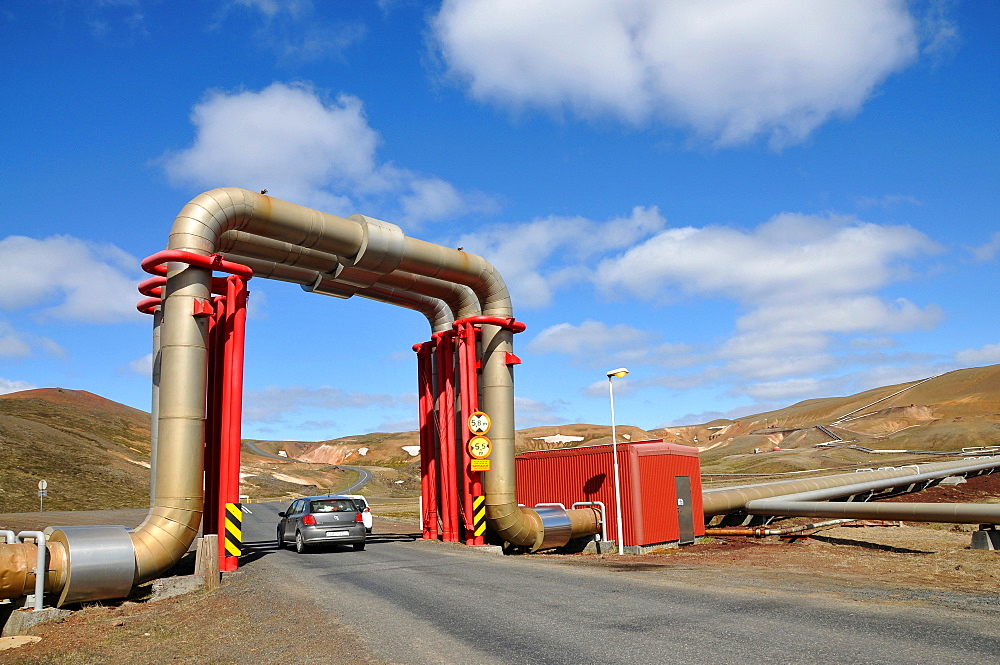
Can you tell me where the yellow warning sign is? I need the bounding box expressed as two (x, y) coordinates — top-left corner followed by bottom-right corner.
(471, 458), (491, 471)
(468, 435), (492, 459)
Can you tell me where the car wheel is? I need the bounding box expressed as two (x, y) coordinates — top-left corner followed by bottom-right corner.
(276, 527), (285, 549)
(353, 542), (366, 551)
(295, 531), (308, 554)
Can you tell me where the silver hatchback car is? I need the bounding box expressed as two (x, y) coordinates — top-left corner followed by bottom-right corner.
(277, 495), (367, 553)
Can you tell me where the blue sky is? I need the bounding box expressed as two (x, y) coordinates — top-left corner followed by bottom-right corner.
(1, 0), (998, 441)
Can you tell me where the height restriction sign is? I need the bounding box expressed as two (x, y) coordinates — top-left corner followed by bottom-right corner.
(468, 411), (491, 435)
(468, 435), (492, 459)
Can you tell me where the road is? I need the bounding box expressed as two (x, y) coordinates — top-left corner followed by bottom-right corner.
(242, 502), (1000, 665)
(242, 440), (373, 492)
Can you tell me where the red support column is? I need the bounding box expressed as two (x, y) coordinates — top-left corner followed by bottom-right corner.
(433, 330), (459, 542)
(203, 295), (226, 539)
(414, 341), (438, 540)
(218, 275), (248, 572)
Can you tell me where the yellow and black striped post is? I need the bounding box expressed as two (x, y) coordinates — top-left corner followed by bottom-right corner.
(472, 495), (487, 538)
(224, 502), (242, 558)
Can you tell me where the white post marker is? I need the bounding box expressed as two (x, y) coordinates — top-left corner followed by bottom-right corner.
(38, 480), (48, 512)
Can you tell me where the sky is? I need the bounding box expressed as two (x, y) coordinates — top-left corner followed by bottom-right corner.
(1, 0), (998, 442)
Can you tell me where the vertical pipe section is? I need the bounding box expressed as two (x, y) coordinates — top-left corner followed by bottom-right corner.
(131, 261), (210, 583)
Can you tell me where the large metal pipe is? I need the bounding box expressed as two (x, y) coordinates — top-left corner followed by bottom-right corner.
(0, 188), (598, 607)
(702, 458), (1000, 516)
(174, 189), (595, 550)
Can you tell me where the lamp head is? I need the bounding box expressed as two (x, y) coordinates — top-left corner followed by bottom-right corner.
(606, 368), (629, 378)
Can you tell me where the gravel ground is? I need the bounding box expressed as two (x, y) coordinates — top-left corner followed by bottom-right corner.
(2, 475), (998, 663)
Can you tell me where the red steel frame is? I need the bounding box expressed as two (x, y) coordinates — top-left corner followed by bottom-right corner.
(414, 316), (525, 545)
(138, 251), (253, 573)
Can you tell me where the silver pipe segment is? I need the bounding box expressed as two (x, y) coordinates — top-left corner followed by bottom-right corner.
(218, 230), (482, 320)
(225, 253), (455, 333)
(704, 458), (1000, 520)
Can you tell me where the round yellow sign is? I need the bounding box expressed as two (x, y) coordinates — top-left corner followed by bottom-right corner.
(468, 411), (491, 435)
(468, 435), (492, 459)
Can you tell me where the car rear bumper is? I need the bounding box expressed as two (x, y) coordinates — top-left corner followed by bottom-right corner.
(300, 525), (365, 545)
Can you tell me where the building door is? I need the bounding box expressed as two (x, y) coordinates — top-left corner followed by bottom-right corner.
(675, 476), (695, 545)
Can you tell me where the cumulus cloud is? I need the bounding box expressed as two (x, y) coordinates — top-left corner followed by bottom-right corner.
(243, 384), (411, 423)
(0, 321), (65, 359)
(127, 353), (153, 377)
(514, 396), (570, 427)
(162, 82), (495, 224)
(431, 0), (920, 147)
(955, 343), (1000, 367)
(596, 213), (941, 387)
(456, 206), (665, 307)
(0, 377), (36, 395)
(0, 235), (144, 324)
(221, 0), (367, 64)
(529, 320), (691, 369)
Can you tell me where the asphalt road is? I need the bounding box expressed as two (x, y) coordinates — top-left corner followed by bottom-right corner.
(242, 502), (1000, 665)
(242, 441), (373, 493)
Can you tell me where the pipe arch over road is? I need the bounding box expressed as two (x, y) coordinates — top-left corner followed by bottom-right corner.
(0, 188), (600, 606)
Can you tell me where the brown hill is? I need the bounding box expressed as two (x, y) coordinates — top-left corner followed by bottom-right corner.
(652, 364), (1000, 473)
(0, 388), (152, 512)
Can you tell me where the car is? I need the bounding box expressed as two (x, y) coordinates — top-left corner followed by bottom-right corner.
(276, 495), (367, 553)
(342, 494), (373, 533)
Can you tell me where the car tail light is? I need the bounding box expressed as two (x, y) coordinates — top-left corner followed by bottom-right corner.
(355, 512), (364, 522)
(302, 514), (317, 526)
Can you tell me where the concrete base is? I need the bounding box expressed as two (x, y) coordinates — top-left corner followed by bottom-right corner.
(149, 575), (205, 602)
(1, 608), (72, 638)
(970, 528), (1000, 551)
(623, 541), (680, 555)
(467, 545), (504, 556)
(583, 539), (620, 554)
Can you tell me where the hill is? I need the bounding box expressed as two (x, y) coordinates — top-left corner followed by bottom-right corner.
(0, 388), (152, 512)
(651, 364), (1000, 474)
(4, 365), (1000, 510)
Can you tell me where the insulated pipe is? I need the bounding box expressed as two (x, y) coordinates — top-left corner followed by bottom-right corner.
(702, 458), (1000, 517)
(222, 253), (456, 333)
(218, 231), (482, 320)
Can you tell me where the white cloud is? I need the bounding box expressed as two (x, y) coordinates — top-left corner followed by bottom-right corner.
(596, 213), (941, 383)
(0, 377), (35, 395)
(955, 343), (1000, 367)
(970, 232), (1000, 263)
(0, 235), (144, 324)
(222, 0), (367, 64)
(514, 396), (570, 427)
(529, 319), (691, 369)
(243, 384), (411, 423)
(431, 0), (920, 147)
(128, 353), (153, 377)
(0, 321), (65, 358)
(162, 82), (494, 225)
(456, 206), (665, 307)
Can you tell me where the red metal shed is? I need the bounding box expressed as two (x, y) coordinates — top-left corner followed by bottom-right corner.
(515, 440), (704, 548)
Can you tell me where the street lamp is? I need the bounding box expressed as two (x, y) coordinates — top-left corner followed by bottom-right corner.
(607, 367), (629, 555)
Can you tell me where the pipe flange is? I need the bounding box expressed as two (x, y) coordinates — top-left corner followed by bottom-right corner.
(347, 214), (405, 276)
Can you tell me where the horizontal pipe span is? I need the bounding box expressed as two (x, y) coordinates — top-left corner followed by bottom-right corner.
(225, 253), (455, 332)
(702, 458), (1000, 516)
(707, 519), (857, 537)
(746, 499), (1000, 524)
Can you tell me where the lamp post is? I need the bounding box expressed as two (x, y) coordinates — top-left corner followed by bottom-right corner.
(607, 367), (628, 555)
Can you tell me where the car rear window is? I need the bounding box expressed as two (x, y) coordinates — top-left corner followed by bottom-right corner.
(311, 499), (358, 512)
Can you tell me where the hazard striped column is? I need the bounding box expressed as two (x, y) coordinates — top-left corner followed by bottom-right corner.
(472, 495), (487, 539)
(224, 502), (242, 560)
